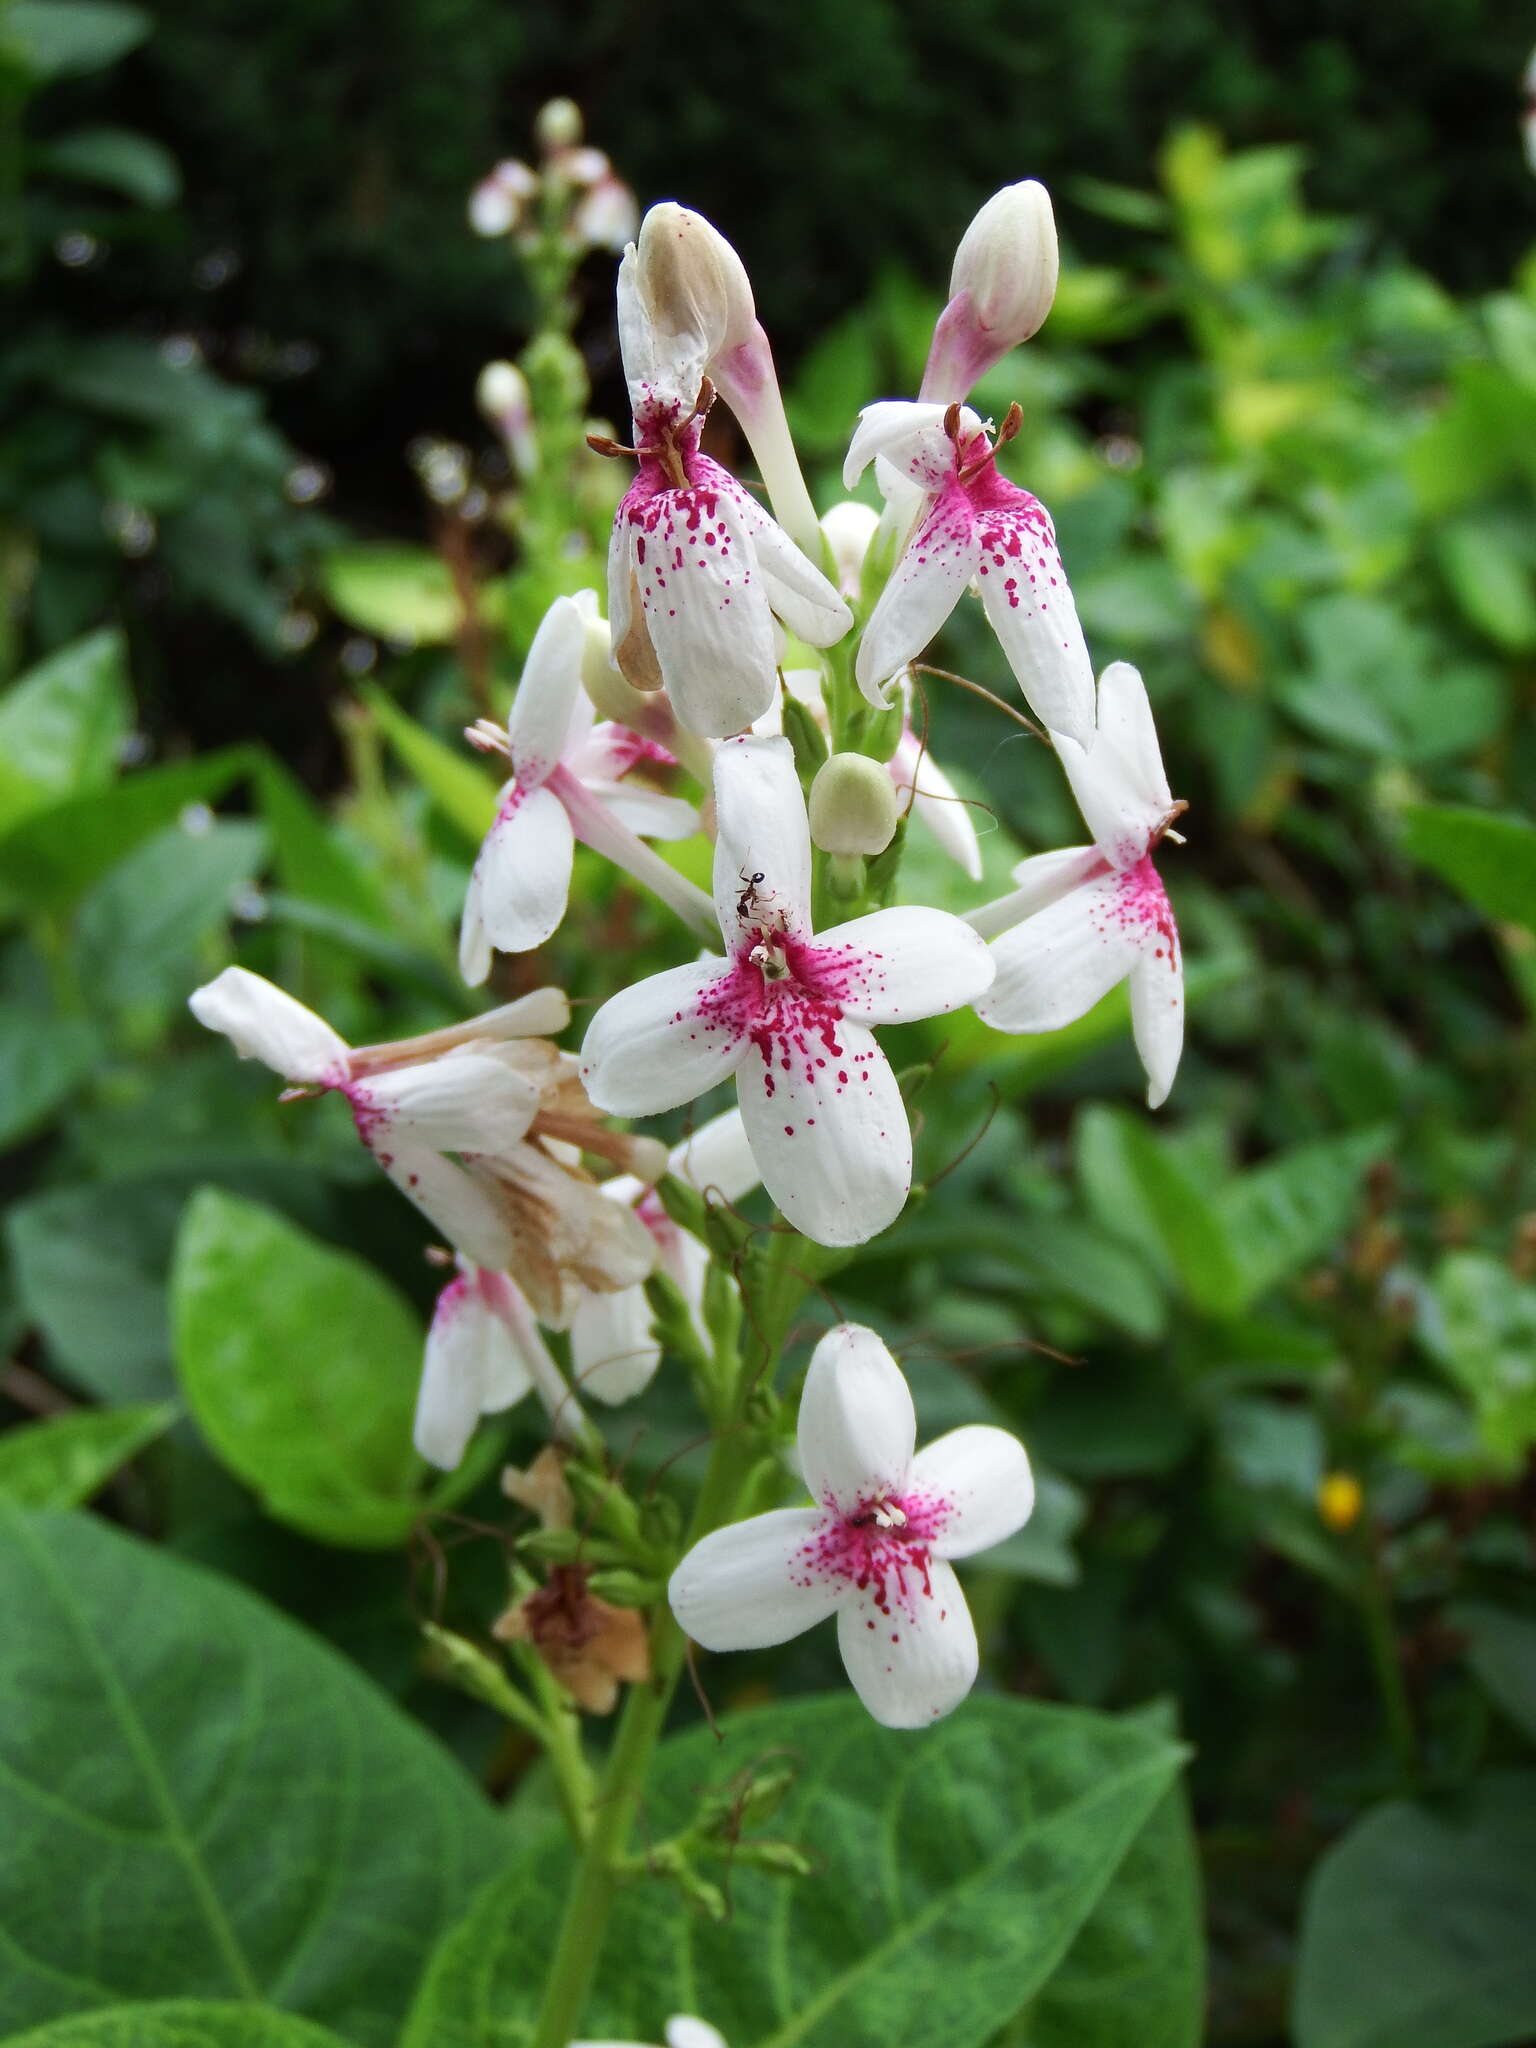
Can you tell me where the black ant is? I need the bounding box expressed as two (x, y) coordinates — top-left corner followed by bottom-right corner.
(736, 869), (767, 920)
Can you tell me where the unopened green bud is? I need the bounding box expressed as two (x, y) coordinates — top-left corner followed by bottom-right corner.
(516, 1525), (584, 1565)
(741, 1839), (816, 1878)
(809, 752), (898, 856)
(565, 1462), (642, 1545)
(421, 1623), (531, 1723)
(781, 689), (829, 779)
(586, 1566), (664, 1607)
(521, 331), (588, 414)
(534, 97), (583, 152)
(701, 1260), (742, 1362)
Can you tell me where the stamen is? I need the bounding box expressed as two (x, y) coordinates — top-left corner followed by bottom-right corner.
(465, 718), (510, 757)
(585, 432), (639, 459)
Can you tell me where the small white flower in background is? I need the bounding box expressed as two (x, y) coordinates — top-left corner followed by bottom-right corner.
(476, 360), (539, 478)
(603, 224), (849, 738)
(920, 179), (1060, 405)
(575, 2016), (727, 2048)
(580, 737), (994, 1247)
(469, 158), (537, 238)
(845, 400), (1094, 747)
(415, 1260), (581, 1468)
(459, 591), (712, 983)
(569, 1107), (760, 1404)
(188, 970), (566, 1269)
(669, 1324), (1033, 1729)
(968, 660), (1185, 1107)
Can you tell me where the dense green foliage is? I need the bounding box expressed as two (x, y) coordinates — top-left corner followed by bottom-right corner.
(4, 6), (1536, 2046)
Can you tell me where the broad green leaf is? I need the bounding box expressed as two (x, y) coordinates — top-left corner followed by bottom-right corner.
(4, 2004), (353, 2048)
(171, 1188), (444, 1547)
(0, 1507), (512, 2043)
(1399, 805), (1536, 938)
(1425, 1252), (1536, 1476)
(1284, 595), (1503, 764)
(73, 817), (268, 1011)
(0, 628), (132, 830)
(403, 1694), (1193, 2048)
(5, 2), (149, 81)
(1436, 519), (1536, 652)
(1292, 1771), (1536, 2048)
(321, 546), (462, 644)
(252, 754), (392, 926)
(35, 126), (181, 207)
(1451, 1603), (1536, 1745)
(361, 686), (497, 843)
(0, 1402), (175, 1507)
(0, 1001), (95, 1148)
(1114, 1117), (1246, 1321)
(1224, 1127), (1392, 1307)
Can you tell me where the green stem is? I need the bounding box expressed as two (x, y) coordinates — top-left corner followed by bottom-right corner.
(1359, 1527), (1418, 1790)
(518, 1646), (598, 1844)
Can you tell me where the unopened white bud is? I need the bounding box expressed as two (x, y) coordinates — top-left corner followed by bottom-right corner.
(636, 202), (757, 362)
(534, 97), (583, 152)
(949, 179), (1059, 346)
(820, 501), (881, 601)
(476, 361), (538, 475)
(469, 159), (537, 238)
(572, 175), (639, 254)
(809, 753), (899, 857)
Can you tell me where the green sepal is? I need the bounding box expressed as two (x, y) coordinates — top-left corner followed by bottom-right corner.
(782, 687), (830, 780)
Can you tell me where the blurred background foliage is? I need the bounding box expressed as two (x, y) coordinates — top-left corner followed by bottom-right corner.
(4, 3), (1536, 2045)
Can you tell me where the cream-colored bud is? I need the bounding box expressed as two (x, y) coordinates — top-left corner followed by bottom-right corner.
(476, 360), (528, 422)
(820, 501), (881, 602)
(949, 179), (1059, 345)
(809, 752), (899, 856)
(636, 202), (757, 360)
(534, 97), (583, 152)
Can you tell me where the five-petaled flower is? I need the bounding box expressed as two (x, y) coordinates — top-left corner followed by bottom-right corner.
(579, 736), (994, 1247)
(604, 249), (850, 738)
(969, 660), (1186, 1107)
(669, 1323), (1034, 1728)
(460, 590), (711, 982)
(844, 399), (1094, 747)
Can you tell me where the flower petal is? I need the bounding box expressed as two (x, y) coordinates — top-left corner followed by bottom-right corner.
(378, 1145), (513, 1271)
(910, 1424), (1035, 1560)
(670, 1105), (760, 1204)
(974, 500), (1095, 747)
(975, 874), (1139, 1034)
(964, 846), (1103, 941)
(1129, 941), (1184, 1110)
(711, 733), (813, 943)
(580, 956), (744, 1117)
(810, 906), (994, 1027)
(666, 2021), (729, 2048)
(480, 1268), (586, 1441)
(728, 477), (852, 648)
(569, 1281), (660, 1403)
(854, 487), (978, 706)
(188, 967), (349, 1084)
(836, 1559), (978, 1727)
(842, 401), (962, 493)
(668, 1507), (844, 1650)
(414, 1277), (528, 1469)
(462, 782), (575, 960)
(892, 732), (982, 880)
(354, 1047), (540, 1156)
(506, 594), (588, 787)
(1057, 660), (1175, 863)
(586, 780), (698, 840)
(736, 1017), (911, 1246)
(797, 1322), (916, 1515)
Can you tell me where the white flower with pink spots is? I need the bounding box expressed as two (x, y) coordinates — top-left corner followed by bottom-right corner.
(578, 736), (994, 1247)
(969, 660), (1185, 1107)
(415, 1259), (582, 1467)
(668, 1324), (1033, 1728)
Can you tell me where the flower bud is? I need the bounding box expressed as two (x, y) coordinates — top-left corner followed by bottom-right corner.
(809, 752), (899, 857)
(534, 96), (583, 152)
(949, 179), (1059, 344)
(636, 202), (757, 362)
(820, 500), (881, 602)
(468, 159), (536, 238)
(476, 360), (538, 476)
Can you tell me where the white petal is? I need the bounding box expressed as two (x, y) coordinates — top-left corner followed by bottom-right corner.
(842, 401), (961, 492)
(730, 484), (852, 648)
(580, 957), (745, 1117)
(1129, 944), (1184, 1110)
(378, 1146), (513, 1270)
(586, 781), (698, 840)
(1057, 661), (1174, 863)
(975, 507), (1095, 748)
(810, 906), (994, 1027)
(569, 1282), (660, 1403)
(506, 594), (588, 787)
(975, 874), (1140, 1033)
(414, 1276), (532, 1469)
(669, 1105), (759, 1204)
(909, 1424), (1034, 1560)
(836, 1559), (978, 1728)
(668, 1507), (844, 1650)
(457, 869), (493, 987)
(736, 1017), (911, 1246)
(481, 1268), (586, 1441)
(964, 846), (1103, 941)
(854, 490), (978, 705)
(464, 783), (574, 957)
(470, 987), (571, 1039)
(666, 2022), (729, 2048)
(353, 1047), (540, 1155)
(889, 730), (981, 880)
(711, 733), (812, 943)
(188, 967), (349, 1084)
(623, 477), (779, 737)
(797, 1323), (916, 1516)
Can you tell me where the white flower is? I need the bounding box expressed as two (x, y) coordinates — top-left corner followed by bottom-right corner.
(969, 661), (1185, 1107)
(189, 969), (565, 1268)
(575, 2018), (726, 2048)
(579, 737), (994, 1247)
(844, 400), (1094, 747)
(414, 1260), (582, 1468)
(460, 592), (712, 982)
(569, 1107), (760, 1404)
(669, 1324), (1033, 1729)
(606, 247), (849, 738)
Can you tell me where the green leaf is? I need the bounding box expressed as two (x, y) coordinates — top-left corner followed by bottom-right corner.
(1425, 1252), (1536, 1476)
(5, 2), (149, 81)
(4, 2004), (354, 2048)
(0, 1507), (512, 2043)
(252, 754), (392, 927)
(403, 1694), (1194, 2048)
(1451, 1603), (1536, 1745)
(1399, 805), (1536, 938)
(35, 126), (181, 207)
(1437, 519), (1536, 653)
(1292, 1771), (1536, 2048)
(0, 628), (132, 831)
(320, 546), (462, 645)
(73, 817), (268, 1011)
(360, 686), (497, 843)
(0, 1402), (175, 1507)
(171, 1187), (445, 1547)
(1224, 1127), (1392, 1307)
(1111, 1115), (1247, 1321)
(0, 1002), (95, 1148)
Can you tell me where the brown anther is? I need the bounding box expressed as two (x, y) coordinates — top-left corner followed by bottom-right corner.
(942, 401), (963, 442)
(995, 400), (1024, 448)
(424, 1243), (455, 1268)
(277, 1084), (321, 1104)
(1154, 798), (1190, 847)
(585, 432), (635, 459)
(690, 375), (717, 422)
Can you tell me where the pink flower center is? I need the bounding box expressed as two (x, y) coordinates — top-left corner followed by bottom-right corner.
(792, 1488), (951, 1615)
(1108, 855), (1180, 967)
(694, 930), (884, 1106)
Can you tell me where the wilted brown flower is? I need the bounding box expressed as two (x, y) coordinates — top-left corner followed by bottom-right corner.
(494, 1562), (651, 1714)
